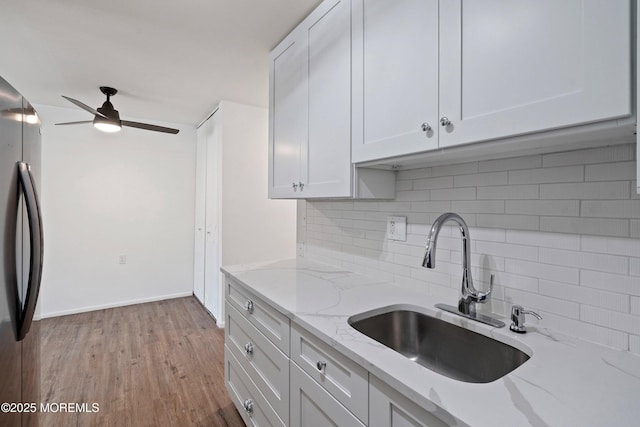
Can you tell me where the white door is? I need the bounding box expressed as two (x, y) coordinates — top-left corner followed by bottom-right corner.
(193, 121), (208, 303)
(439, 0), (632, 148)
(351, 0), (439, 163)
(204, 112), (222, 321)
(269, 28), (306, 198)
(302, 0), (352, 197)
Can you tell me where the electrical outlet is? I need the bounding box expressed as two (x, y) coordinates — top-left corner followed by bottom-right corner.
(119, 255), (127, 265)
(387, 216), (407, 241)
(296, 243), (305, 257)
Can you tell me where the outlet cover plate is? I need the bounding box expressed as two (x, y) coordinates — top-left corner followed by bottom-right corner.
(387, 216), (407, 241)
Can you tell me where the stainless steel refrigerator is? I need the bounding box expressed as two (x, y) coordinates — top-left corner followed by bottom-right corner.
(0, 76), (43, 427)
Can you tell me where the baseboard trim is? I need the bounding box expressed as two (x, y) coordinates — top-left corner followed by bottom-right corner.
(38, 291), (194, 319)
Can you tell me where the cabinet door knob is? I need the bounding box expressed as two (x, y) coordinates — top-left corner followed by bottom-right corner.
(299, 181), (304, 191)
(421, 122), (432, 132)
(292, 182), (298, 191)
(440, 117), (451, 126)
(243, 399), (254, 413)
(244, 300), (254, 314)
(316, 361), (327, 372)
(244, 342), (254, 355)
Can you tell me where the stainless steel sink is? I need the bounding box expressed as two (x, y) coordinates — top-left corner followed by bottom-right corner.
(349, 307), (530, 383)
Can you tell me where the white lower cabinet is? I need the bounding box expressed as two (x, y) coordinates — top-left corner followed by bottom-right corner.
(224, 275), (452, 427)
(225, 347), (286, 427)
(290, 363), (365, 427)
(370, 376), (449, 427)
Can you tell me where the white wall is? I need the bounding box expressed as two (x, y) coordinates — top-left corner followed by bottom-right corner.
(35, 104), (197, 318)
(219, 101), (296, 266)
(300, 143), (640, 355)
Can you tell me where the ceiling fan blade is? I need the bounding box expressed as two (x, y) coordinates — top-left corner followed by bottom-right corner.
(122, 120), (179, 134)
(55, 121), (93, 126)
(61, 95), (107, 118)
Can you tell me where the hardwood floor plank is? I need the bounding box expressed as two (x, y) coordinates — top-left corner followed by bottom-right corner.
(37, 297), (244, 427)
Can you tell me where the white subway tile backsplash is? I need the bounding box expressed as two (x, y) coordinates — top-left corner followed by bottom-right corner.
(506, 200), (579, 216)
(580, 270), (640, 296)
(581, 306), (640, 335)
(541, 312), (629, 350)
(581, 200), (640, 218)
(431, 162), (478, 177)
(540, 181), (630, 200)
(476, 214), (539, 231)
(585, 161), (636, 181)
(506, 230), (581, 250)
(630, 335), (640, 355)
(506, 259), (579, 284)
(478, 155), (542, 172)
(539, 248), (627, 274)
(580, 235), (640, 256)
(477, 184), (539, 200)
(301, 144), (639, 354)
(395, 190), (430, 202)
(504, 288), (580, 319)
(397, 168), (432, 181)
(431, 187), (476, 200)
(454, 171), (508, 187)
(540, 216), (629, 237)
(509, 165), (584, 184)
(542, 145), (635, 167)
(476, 241), (538, 261)
(538, 280), (629, 312)
(451, 200), (505, 214)
(631, 259), (640, 277)
(413, 176), (454, 190)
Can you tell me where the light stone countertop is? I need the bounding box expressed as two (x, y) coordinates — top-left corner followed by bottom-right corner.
(221, 258), (640, 427)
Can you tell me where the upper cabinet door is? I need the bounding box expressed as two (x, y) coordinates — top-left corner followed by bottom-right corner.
(439, 0), (632, 148)
(351, 0), (439, 163)
(302, 0), (352, 197)
(269, 29), (306, 198)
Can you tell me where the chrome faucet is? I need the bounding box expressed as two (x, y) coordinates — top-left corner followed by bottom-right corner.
(423, 212), (504, 328)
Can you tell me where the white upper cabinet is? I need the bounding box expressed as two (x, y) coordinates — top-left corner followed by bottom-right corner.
(269, 0), (353, 199)
(351, 0), (439, 163)
(352, 0), (632, 163)
(439, 0), (632, 149)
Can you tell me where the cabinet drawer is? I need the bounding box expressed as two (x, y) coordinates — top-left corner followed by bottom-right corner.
(291, 362), (365, 427)
(225, 346), (285, 427)
(290, 322), (368, 424)
(226, 277), (290, 355)
(226, 302), (289, 424)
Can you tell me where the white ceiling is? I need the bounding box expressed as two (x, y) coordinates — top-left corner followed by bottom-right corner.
(0, 0), (322, 125)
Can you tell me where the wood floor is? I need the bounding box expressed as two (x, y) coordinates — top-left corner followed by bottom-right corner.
(38, 297), (244, 427)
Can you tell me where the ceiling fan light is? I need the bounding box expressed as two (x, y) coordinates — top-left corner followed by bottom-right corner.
(93, 116), (121, 133)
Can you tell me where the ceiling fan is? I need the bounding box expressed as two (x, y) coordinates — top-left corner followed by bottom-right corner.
(56, 86), (179, 134)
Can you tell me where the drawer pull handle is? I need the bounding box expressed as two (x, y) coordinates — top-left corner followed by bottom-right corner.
(243, 399), (254, 414)
(244, 300), (254, 314)
(244, 342), (254, 355)
(316, 361), (327, 372)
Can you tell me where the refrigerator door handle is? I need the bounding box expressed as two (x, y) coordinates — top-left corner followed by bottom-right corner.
(16, 161), (43, 341)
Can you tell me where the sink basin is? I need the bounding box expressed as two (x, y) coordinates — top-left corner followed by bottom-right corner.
(348, 307), (530, 383)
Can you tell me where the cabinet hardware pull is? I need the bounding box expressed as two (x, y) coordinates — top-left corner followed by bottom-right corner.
(440, 117), (451, 126)
(316, 361), (327, 371)
(299, 181), (304, 191)
(292, 182), (298, 191)
(244, 300), (254, 314)
(243, 399), (254, 413)
(421, 122), (432, 132)
(244, 342), (254, 355)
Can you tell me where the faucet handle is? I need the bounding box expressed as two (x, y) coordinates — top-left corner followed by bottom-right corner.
(510, 305), (542, 333)
(475, 274), (494, 302)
